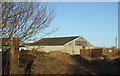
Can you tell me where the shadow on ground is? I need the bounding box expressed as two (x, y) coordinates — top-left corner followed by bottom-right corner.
(72, 55), (120, 75)
(2, 51), (120, 75)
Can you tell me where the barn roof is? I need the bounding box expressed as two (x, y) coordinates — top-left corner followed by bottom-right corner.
(29, 36), (79, 46)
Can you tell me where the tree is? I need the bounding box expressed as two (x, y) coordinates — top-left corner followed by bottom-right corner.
(1, 2), (56, 74)
(1, 2), (55, 42)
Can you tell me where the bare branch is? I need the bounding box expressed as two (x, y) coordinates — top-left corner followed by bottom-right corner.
(2, 2), (56, 42)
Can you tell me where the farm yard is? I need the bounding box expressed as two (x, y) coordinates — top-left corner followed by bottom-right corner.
(2, 50), (120, 75)
(1, 2), (119, 76)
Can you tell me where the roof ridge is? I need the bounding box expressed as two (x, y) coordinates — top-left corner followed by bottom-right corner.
(30, 36), (80, 46)
(43, 36), (80, 39)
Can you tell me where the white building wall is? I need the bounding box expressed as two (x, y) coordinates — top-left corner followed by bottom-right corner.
(65, 36), (94, 55)
(43, 46), (65, 53)
(27, 45), (94, 55)
(26, 46), (45, 51)
(65, 38), (82, 55)
(26, 36), (95, 55)
(19, 47), (27, 51)
(64, 43), (73, 55)
(26, 45), (65, 53)
(74, 46), (82, 54)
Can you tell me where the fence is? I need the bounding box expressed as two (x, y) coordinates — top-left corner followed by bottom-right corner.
(80, 48), (119, 58)
(91, 48), (103, 57)
(80, 49), (91, 57)
(102, 48), (119, 58)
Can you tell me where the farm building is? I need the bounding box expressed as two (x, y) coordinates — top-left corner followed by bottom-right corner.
(26, 36), (94, 55)
(1, 38), (26, 51)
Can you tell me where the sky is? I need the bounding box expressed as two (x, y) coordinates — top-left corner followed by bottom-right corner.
(118, 2), (120, 48)
(44, 2), (118, 48)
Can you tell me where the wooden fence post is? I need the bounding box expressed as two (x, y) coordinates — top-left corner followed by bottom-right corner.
(10, 37), (19, 74)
